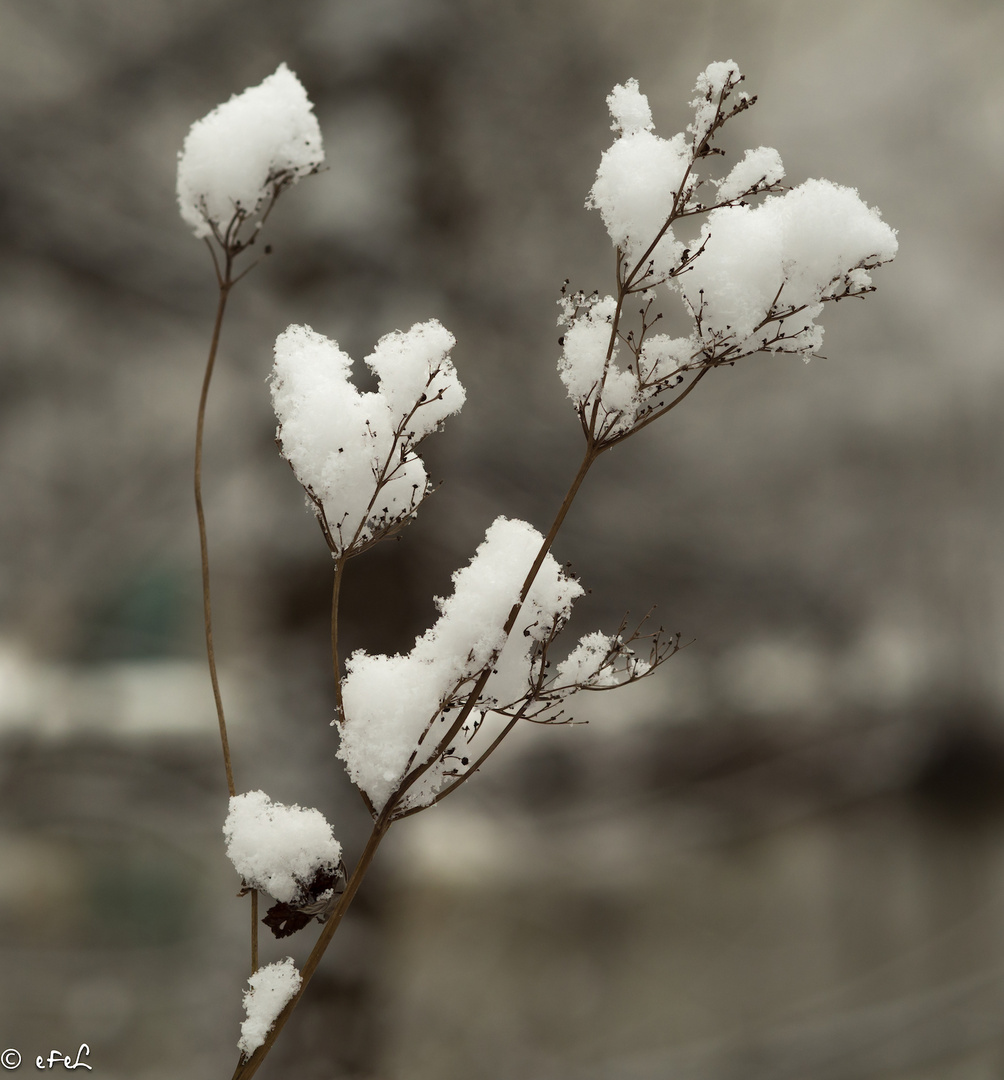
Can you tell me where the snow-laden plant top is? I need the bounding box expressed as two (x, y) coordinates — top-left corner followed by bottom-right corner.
(270, 319), (464, 558)
(175, 59), (897, 1078)
(565, 67), (898, 444)
(177, 63), (323, 244)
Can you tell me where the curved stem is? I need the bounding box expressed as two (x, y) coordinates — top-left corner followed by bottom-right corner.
(515, 444), (597, 609)
(195, 265), (236, 799)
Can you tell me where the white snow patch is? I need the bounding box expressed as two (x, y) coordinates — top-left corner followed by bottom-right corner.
(177, 64), (323, 239)
(681, 179), (898, 358)
(271, 320), (463, 555)
(238, 957), (301, 1058)
(223, 790), (341, 903)
(338, 517), (583, 811)
(716, 146), (785, 203)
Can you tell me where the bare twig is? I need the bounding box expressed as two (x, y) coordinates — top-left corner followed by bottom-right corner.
(250, 890), (258, 974)
(194, 251), (236, 800)
(195, 213), (284, 986)
(331, 557), (346, 723)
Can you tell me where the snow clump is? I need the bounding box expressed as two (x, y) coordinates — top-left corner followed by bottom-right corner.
(556, 291), (695, 437)
(573, 60), (897, 406)
(238, 956), (301, 1057)
(680, 178), (898, 358)
(338, 516), (584, 811)
(689, 60), (745, 143)
(557, 294), (627, 409)
(715, 146), (785, 204)
(177, 63), (323, 239)
(555, 631), (651, 689)
(587, 63), (753, 283)
(223, 790), (341, 904)
(271, 320), (464, 555)
(588, 77), (688, 280)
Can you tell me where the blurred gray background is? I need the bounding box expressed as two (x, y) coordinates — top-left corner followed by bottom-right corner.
(1, 1), (1004, 1077)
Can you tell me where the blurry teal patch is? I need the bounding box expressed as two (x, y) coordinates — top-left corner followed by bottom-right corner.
(78, 564), (200, 662)
(81, 839), (201, 947)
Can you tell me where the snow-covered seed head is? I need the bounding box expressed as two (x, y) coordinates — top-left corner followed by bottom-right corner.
(177, 64), (324, 242)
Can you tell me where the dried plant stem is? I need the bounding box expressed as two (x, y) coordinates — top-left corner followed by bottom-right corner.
(331, 557), (346, 721)
(195, 265), (236, 800)
(519, 445), (597, 604)
(196, 244), (266, 981)
(250, 890), (258, 974)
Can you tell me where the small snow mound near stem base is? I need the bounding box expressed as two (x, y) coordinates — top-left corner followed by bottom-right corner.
(238, 957), (301, 1057)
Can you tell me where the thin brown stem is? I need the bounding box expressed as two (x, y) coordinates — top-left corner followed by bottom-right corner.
(515, 445), (597, 608)
(593, 247), (629, 415)
(331, 557), (346, 722)
(195, 264), (236, 799)
(250, 890), (258, 974)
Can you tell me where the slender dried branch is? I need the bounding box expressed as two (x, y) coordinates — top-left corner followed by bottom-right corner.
(250, 890), (258, 974)
(196, 212), (291, 991)
(331, 557), (346, 723)
(195, 253), (236, 800)
(232, 444), (604, 1075)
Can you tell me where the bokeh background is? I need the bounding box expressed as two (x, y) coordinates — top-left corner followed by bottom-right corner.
(2, 1), (1004, 1077)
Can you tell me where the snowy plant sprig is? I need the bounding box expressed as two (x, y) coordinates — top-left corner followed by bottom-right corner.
(336, 518), (679, 816)
(560, 61), (898, 448)
(177, 63), (323, 254)
(338, 516), (581, 813)
(493, 613), (682, 727)
(270, 320), (465, 560)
